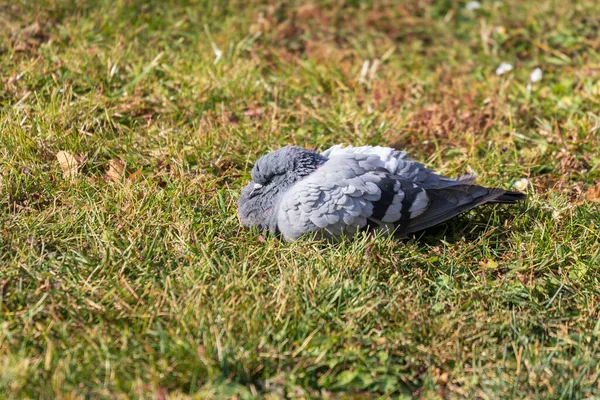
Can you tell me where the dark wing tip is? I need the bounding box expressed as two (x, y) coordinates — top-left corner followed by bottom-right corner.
(398, 185), (524, 235)
(487, 190), (526, 204)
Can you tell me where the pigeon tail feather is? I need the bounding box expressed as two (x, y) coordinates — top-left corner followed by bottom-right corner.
(486, 190), (526, 204)
(399, 186), (523, 235)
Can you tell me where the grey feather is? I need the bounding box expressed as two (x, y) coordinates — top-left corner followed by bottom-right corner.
(237, 144), (525, 241)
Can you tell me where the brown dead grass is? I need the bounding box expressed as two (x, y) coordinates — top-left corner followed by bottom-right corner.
(386, 79), (499, 152)
(10, 21), (53, 53)
(250, 1), (437, 59)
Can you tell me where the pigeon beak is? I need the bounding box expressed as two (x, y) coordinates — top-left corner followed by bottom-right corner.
(250, 183), (263, 196)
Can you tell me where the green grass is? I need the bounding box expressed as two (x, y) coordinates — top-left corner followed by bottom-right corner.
(1, 0), (600, 398)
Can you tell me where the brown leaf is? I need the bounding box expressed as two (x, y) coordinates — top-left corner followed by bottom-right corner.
(13, 21), (49, 53)
(21, 22), (42, 37)
(438, 372), (449, 384)
(127, 169), (143, 183)
(14, 40), (28, 52)
(585, 182), (600, 202)
(56, 151), (79, 179)
(107, 158), (125, 182)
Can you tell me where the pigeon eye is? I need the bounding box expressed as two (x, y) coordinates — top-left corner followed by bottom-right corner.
(255, 171), (285, 186)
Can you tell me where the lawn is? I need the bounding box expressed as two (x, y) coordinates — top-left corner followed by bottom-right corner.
(1, 0), (600, 398)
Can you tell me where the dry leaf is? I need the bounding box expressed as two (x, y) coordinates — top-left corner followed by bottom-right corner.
(56, 151), (79, 179)
(438, 372), (449, 384)
(585, 182), (600, 202)
(127, 169), (143, 183)
(107, 158), (125, 182)
(21, 22), (42, 37)
(13, 21), (48, 53)
(14, 40), (29, 52)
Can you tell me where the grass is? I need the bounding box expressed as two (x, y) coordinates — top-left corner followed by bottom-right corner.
(1, 0), (600, 397)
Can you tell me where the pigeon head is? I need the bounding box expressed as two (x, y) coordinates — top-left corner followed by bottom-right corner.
(238, 146), (327, 233)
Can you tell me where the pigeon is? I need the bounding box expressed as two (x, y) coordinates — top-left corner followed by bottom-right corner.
(237, 145), (525, 241)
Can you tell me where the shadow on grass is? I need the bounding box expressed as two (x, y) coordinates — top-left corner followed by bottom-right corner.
(410, 204), (528, 246)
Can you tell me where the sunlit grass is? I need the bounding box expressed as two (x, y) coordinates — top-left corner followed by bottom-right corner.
(1, 0), (600, 397)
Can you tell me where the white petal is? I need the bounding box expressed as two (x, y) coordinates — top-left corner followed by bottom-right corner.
(513, 178), (529, 191)
(530, 67), (543, 83)
(495, 62), (513, 76)
(465, 1), (481, 10)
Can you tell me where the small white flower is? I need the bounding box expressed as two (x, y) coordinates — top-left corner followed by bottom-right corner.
(513, 178), (529, 191)
(211, 43), (222, 64)
(496, 62), (513, 76)
(530, 67), (543, 83)
(465, 1), (481, 10)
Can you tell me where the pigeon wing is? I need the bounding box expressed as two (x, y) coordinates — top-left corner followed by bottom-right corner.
(321, 144), (474, 188)
(276, 153), (428, 240)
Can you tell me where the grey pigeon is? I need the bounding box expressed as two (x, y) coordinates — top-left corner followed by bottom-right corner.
(237, 145), (525, 241)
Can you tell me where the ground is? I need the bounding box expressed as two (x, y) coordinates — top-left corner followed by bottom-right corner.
(1, 0), (600, 398)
